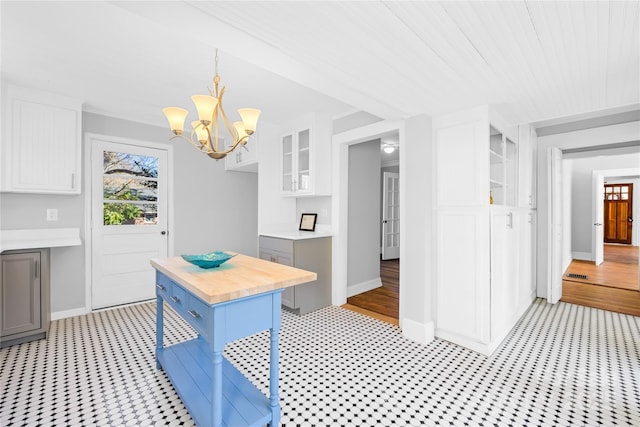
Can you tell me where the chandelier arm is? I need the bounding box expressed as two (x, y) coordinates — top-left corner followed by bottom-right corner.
(185, 128), (212, 153)
(216, 91), (240, 148)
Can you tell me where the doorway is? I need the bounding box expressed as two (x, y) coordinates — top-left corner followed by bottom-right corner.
(604, 183), (633, 244)
(345, 140), (400, 322)
(87, 134), (169, 309)
(332, 120), (403, 324)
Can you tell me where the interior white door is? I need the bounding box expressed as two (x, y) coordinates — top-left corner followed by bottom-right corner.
(91, 139), (168, 309)
(382, 171), (400, 260)
(592, 171), (605, 265)
(547, 147), (563, 304)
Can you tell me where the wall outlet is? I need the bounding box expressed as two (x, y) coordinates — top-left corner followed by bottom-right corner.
(46, 208), (58, 221)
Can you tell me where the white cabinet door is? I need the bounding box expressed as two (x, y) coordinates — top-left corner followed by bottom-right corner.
(518, 124), (537, 208)
(435, 208), (491, 347)
(281, 133), (295, 194)
(2, 85), (83, 194)
(490, 209), (518, 341)
(225, 135), (258, 173)
(280, 128), (313, 196)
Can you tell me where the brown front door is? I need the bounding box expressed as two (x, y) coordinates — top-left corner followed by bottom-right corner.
(604, 183), (633, 244)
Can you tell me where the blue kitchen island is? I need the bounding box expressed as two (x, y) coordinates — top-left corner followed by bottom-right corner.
(151, 253), (317, 427)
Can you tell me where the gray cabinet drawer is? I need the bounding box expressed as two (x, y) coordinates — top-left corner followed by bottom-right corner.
(259, 236), (293, 255)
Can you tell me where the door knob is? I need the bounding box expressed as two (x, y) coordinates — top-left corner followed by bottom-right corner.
(594, 223), (602, 226)
(628, 217), (634, 223)
(382, 220), (388, 224)
(161, 231), (167, 235)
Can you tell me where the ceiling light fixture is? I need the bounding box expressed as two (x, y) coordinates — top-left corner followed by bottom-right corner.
(162, 49), (261, 160)
(382, 144), (396, 154)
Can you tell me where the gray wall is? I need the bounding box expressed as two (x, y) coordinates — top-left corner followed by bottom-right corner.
(347, 140), (381, 287)
(1, 112), (258, 315)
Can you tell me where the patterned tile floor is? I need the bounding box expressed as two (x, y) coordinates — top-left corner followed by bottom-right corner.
(1, 298), (639, 426)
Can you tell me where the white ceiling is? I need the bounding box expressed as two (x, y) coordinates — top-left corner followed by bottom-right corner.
(2, 1), (639, 131)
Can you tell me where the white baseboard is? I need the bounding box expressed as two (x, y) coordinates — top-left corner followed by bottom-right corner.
(346, 277), (382, 298)
(51, 307), (88, 321)
(572, 251), (592, 261)
(402, 318), (435, 345)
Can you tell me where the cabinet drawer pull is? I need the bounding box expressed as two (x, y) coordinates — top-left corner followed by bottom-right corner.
(35, 260), (39, 279)
(187, 309), (201, 319)
(170, 296), (181, 303)
(156, 284), (166, 291)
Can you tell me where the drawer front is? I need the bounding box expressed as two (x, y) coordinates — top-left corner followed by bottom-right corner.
(185, 293), (211, 337)
(259, 236), (293, 255)
(168, 283), (186, 309)
(155, 273), (172, 298)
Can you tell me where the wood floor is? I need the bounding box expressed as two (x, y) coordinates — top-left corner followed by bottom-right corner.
(343, 245), (640, 324)
(561, 244), (640, 316)
(343, 258), (399, 325)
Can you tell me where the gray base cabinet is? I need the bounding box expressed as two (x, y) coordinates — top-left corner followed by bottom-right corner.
(0, 248), (50, 348)
(259, 236), (331, 315)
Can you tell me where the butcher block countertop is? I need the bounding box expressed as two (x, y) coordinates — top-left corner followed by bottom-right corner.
(150, 252), (317, 305)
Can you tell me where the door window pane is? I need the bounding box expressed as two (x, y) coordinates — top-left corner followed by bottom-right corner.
(103, 150), (159, 226)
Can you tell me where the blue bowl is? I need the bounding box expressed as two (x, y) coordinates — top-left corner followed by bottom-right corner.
(181, 251), (235, 269)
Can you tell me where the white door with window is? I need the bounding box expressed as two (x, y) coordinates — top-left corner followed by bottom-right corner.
(91, 137), (168, 309)
(382, 172), (400, 260)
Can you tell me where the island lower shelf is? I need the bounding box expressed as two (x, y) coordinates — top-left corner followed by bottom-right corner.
(157, 337), (271, 427)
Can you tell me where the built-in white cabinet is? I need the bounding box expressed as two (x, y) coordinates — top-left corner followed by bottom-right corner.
(259, 235), (331, 314)
(225, 134), (258, 173)
(433, 105), (536, 356)
(280, 114), (331, 197)
(1, 85), (83, 194)
(0, 248), (50, 348)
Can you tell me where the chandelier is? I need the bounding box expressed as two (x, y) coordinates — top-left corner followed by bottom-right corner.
(162, 50), (261, 160)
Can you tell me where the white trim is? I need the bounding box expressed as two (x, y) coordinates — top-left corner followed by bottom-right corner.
(83, 132), (174, 313)
(346, 278), (382, 298)
(572, 251), (592, 261)
(402, 318), (435, 345)
(51, 307), (88, 321)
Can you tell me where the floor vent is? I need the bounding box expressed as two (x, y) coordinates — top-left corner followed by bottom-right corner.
(567, 273), (589, 280)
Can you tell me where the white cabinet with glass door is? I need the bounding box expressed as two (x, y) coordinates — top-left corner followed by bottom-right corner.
(489, 125), (517, 206)
(280, 114), (331, 197)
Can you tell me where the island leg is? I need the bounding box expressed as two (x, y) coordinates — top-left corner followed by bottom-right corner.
(155, 296), (164, 369)
(269, 327), (281, 426)
(212, 350), (223, 427)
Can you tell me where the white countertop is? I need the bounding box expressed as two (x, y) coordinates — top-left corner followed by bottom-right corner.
(260, 224), (332, 240)
(0, 228), (82, 252)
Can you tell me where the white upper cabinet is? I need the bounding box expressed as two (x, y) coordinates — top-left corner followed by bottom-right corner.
(489, 126), (517, 206)
(225, 133), (259, 173)
(280, 114), (331, 197)
(433, 105), (517, 208)
(2, 85), (83, 194)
